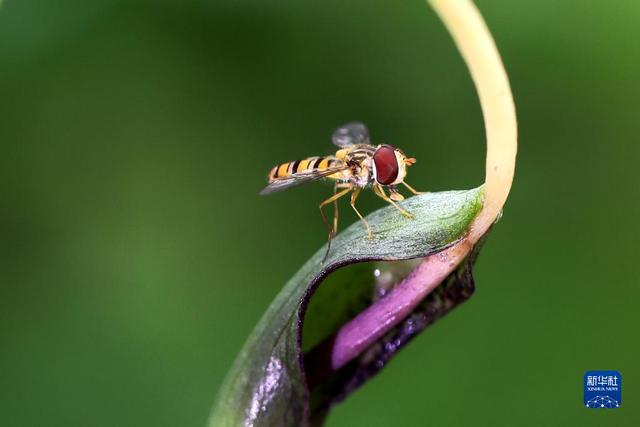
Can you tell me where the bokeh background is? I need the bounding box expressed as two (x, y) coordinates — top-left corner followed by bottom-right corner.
(1, 0), (639, 426)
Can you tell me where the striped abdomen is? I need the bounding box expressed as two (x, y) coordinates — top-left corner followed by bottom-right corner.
(268, 156), (343, 181)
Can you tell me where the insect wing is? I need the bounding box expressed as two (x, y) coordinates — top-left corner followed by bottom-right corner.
(259, 166), (347, 195)
(331, 122), (370, 148)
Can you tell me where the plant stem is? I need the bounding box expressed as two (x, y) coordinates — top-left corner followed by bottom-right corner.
(313, 0), (517, 374)
(430, 0), (517, 243)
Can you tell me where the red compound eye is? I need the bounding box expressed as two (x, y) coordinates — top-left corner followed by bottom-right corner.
(373, 145), (399, 185)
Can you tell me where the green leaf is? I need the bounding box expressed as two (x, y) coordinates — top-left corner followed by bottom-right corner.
(209, 187), (484, 427)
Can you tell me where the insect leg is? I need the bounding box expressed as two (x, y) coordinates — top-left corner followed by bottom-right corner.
(332, 184), (351, 238)
(319, 187), (352, 261)
(388, 187), (405, 201)
(320, 186), (343, 234)
(321, 184), (351, 236)
(402, 181), (426, 195)
(350, 187), (372, 240)
(373, 185), (414, 219)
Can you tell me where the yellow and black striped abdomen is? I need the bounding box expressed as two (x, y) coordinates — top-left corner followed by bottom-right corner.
(268, 156), (342, 181)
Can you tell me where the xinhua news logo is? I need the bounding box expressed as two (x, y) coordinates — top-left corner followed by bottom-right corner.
(584, 370), (622, 409)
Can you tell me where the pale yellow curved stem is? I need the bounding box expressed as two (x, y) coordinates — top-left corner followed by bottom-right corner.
(429, 0), (517, 242)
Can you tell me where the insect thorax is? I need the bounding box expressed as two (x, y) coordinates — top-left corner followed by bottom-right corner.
(338, 146), (375, 188)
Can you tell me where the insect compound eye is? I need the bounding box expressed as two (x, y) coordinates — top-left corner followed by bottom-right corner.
(373, 145), (399, 185)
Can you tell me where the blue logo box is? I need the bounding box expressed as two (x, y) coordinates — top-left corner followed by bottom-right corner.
(584, 370), (622, 408)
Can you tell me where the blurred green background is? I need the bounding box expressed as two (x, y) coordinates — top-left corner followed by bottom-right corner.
(1, 0), (639, 426)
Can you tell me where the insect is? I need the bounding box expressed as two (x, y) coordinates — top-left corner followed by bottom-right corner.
(260, 122), (423, 258)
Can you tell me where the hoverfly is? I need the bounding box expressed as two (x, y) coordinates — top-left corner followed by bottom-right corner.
(260, 122), (423, 258)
